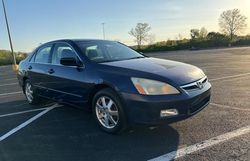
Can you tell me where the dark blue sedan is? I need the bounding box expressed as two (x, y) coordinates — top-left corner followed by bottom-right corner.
(17, 39), (211, 133)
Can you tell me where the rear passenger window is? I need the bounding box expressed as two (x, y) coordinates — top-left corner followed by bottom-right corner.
(34, 45), (51, 63)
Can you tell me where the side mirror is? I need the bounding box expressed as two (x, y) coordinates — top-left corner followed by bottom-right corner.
(60, 57), (83, 67)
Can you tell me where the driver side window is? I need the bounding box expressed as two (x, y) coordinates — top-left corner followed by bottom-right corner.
(52, 43), (78, 65)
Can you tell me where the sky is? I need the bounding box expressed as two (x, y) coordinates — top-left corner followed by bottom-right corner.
(0, 0), (250, 52)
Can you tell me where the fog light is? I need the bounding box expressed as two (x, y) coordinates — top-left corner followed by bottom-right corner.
(160, 109), (178, 117)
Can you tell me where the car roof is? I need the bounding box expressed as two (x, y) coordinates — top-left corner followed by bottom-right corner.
(45, 39), (114, 44)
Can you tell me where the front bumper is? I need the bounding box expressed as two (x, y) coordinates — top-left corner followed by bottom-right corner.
(121, 82), (211, 125)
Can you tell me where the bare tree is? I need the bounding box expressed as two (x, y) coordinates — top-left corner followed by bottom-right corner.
(199, 27), (208, 39)
(129, 23), (151, 49)
(190, 29), (200, 39)
(148, 34), (156, 45)
(177, 34), (183, 40)
(190, 27), (208, 40)
(219, 9), (247, 41)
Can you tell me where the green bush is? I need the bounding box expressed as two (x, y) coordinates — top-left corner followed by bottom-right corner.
(136, 34), (250, 53)
(0, 50), (27, 66)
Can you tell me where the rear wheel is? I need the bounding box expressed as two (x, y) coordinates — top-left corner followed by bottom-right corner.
(24, 80), (40, 105)
(92, 88), (127, 134)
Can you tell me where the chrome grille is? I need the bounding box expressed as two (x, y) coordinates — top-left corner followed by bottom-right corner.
(181, 76), (208, 91)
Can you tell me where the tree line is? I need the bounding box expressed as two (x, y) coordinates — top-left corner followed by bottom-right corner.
(129, 9), (249, 52)
(0, 50), (26, 66)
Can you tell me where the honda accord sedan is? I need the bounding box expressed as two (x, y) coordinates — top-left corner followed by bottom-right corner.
(17, 39), (211, 133)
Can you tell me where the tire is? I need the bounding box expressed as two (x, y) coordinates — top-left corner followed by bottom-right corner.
(92, 88), (127, 134)
(24, 79), (41, 105)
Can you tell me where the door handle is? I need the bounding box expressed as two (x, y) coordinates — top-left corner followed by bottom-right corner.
(28, 65), (32, 70)
(48, 69), (55, 74)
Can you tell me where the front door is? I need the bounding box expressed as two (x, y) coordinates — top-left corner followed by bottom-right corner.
(45, 42), (88, 104)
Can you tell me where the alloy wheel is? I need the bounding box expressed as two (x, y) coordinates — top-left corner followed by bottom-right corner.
(95, 96), (119, 129)
(25, 82), (33, 103)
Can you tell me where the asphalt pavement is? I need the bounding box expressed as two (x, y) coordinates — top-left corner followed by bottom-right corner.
(0, 47), (250, 161)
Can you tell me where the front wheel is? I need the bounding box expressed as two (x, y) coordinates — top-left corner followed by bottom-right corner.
(24, 80), (40, 105)
(92, 88), (127, 134)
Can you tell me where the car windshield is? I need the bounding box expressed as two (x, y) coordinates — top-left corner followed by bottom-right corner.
(75, 41), (144, 63)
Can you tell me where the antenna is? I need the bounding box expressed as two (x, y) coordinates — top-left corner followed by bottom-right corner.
(102, 22), (106, 40)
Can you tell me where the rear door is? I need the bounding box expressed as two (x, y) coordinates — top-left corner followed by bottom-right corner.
(27, 44), (53, 96)
(45, 42), (88, 104)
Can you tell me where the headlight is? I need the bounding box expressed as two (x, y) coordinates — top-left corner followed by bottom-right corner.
(131, 77), (180, 95)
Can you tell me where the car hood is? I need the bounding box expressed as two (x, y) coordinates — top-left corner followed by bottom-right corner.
(100, 57), (205, 85)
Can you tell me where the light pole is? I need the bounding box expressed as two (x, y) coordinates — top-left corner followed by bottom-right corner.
(101, 22), (105, 40)
(2, 0), (16, 65)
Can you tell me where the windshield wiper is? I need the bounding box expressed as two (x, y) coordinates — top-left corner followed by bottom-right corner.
(127, 56), (145, 60)
(99, 57), (145, 63)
